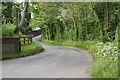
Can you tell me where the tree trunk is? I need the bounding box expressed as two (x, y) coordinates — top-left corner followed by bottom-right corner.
(106, 2), (110, 32)
(17, 0), (29, 33)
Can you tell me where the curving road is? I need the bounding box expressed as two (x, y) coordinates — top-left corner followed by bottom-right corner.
(2, 35), (93, 78)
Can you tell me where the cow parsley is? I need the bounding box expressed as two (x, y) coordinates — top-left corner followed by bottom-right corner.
(95, 42), (118, 61)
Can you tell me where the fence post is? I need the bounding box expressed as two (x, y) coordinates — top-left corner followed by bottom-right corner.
(28, 37), (30, 44)
(24, 37), (25, 44)
(19, 37), (21, 52)
(31, 37), (32, 43)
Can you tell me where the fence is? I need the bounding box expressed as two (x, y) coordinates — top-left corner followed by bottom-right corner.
(2, 36), (33, 53)
(19, 36), (33, 46)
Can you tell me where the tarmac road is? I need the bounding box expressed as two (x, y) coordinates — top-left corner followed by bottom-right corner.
(2, 35), (93, 78)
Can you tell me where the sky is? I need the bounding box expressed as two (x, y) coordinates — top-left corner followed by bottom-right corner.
(16, 0), (25, 3)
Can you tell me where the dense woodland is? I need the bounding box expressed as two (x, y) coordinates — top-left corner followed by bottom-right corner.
(31, 2), (120, 43)
(1, 1), (120, 78)
(1, 2), (120, 42)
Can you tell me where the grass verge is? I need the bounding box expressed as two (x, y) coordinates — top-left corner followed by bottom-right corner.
(1, 41), (44, 59)
(42, 40), (118, 78)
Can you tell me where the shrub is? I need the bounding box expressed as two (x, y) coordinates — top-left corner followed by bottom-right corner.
(14, 31), (24, 37)
(95, 42), (118, 61)
(2, 24), (16, 37)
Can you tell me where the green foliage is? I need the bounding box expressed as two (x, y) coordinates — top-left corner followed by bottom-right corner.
(17, 32), (24, 37)
(0, 4), (6, 24)
(93, 2), (120, 41)
(2, 2), (14, 23)
(30, 2), (119, 42)
(1, 41), (44, 59)
(2, 24), (16, 37)
(12, 3), (22, 27)
(1, 2), (30, 33)
(90, 58), (118, 78)
(14, 31), (24, 37)
(1, 23), (25, 37)
(95, 42), (118, 61)
(114, 22), (120, 44)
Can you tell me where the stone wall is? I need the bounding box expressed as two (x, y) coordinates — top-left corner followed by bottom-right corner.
(2, 37), (20, 53)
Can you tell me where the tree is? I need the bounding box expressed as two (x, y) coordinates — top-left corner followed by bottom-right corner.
(2, 2), (13, 24)
(12, 3), (22, 27)
(17, 0), (31, 33)
(30, 2), (119, 42)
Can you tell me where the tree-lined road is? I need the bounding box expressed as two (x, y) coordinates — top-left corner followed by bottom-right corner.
(2, 35), (93, 78)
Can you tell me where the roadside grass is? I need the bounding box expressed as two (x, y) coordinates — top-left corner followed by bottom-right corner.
(91, 58), (118, 78)
(41, 40), (118, 78)
(1, 41), (44, 59)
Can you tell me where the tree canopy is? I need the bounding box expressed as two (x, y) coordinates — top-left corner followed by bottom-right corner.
(1, 2), (120, 42)
(29, 2), (120, 42)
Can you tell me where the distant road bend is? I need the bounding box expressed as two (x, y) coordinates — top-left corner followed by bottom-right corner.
(3, 35), (93, 78)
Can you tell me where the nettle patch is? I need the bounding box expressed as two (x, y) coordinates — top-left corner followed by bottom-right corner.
(94, 42), (118, 61)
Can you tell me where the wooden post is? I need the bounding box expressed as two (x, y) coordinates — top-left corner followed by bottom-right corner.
(28, 37), (29, 43)
(24, 37), (25, 44)
(31, 37), (32, 43)
(106, 1), (110, 32)
(19, 37), (21, 52)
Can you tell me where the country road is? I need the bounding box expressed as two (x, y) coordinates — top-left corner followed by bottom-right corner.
(2, 35), (93, 78)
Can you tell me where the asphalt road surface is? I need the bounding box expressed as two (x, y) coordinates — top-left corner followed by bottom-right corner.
(2, 35), (93, 78)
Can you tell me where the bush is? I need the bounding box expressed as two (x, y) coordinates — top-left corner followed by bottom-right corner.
(2, 24), (25, 37)
(2, 24), (16, 37)
(94, 42), (118, 61)
(14, 31), (24, 37)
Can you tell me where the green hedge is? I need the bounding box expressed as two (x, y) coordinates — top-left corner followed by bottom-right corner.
(2, 24), (16, 37)
(1, 23), (24, 37)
